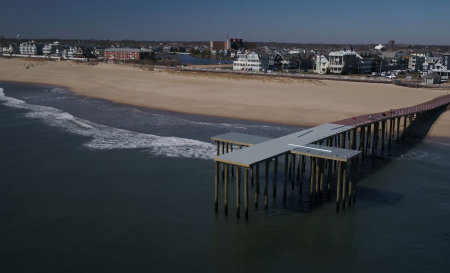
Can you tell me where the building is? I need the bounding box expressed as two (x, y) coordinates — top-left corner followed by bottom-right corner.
(380, 52), (408, 71)
(43, 42), (63, 56)
(375, 44), (385, 51)
(422, 54), (450, 81)
(281, 54), (301, 69)
(104, 48), (153, 61)
(19, 42), (44, 55)
(233, 51), (269, 71)
(210, 41), (230, 52)
(356, 52), (372, 74)
(389, 40), (395, 48)
(422, 72), (441, 84)
(408, 55), (425, 72)
(3, 43), (20, 54)
(314, 53), (329, 74)
(328, 50), (357, 74)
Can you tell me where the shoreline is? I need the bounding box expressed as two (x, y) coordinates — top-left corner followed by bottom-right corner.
(2, 79), (450, 145)
(0, 57), (449, 140)
(0, 79), (308, 128)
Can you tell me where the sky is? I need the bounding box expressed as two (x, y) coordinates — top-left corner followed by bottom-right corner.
(1, 0), (449, 45)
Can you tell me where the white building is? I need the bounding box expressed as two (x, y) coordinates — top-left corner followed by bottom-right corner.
(43, 42), (63, 56)
(233, 51), (269, 71)
(375, 44), (385, 51)
(328, 50), (357, 74)
(314, 54), (329, 74)
(19, 42), (44, 55)
(62, 46), (78, 58)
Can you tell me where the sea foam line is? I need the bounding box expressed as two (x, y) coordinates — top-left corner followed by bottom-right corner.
(0, 87), (216, 159)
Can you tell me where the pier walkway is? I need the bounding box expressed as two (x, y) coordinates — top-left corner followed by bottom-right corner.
(211, 94), (450, 219)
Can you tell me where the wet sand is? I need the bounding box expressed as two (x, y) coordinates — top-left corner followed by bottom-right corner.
(0, 57), (449, 139)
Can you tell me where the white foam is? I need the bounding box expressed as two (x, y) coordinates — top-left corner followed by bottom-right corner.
(0, 87), (216, 159)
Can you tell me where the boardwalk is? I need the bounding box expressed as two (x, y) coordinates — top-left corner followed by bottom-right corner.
(212, 94), (450, 219)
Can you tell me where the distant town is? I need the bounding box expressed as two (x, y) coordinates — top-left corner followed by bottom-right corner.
(1, 36), (449, 85)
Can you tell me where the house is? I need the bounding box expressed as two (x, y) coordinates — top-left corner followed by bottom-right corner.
(422, 73), (441, 84)
(422, 54), (450, 81)
(328, 50), (357, 74)
(356, 52), (372, 74)
(314, 53), (329, 74)
(232, 51), (269, 71)
(380, 52), (408, 71)
(281, 54), (301, 69)
(3, 43), (20, 54)
(43, 42), (64, 56)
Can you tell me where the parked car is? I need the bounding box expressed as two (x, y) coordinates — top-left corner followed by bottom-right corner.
(386, 74), (397, 79)
(381, 72), (386, 76)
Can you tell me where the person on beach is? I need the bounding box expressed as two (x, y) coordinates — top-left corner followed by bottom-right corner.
(382, 113), (386, 117)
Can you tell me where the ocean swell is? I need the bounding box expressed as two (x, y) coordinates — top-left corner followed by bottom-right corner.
(0, 87), (215, 159)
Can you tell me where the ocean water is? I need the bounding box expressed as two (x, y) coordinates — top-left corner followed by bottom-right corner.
(1, 82), (450, 273)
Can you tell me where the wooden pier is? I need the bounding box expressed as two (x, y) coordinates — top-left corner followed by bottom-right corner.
(212, 94), (450, 219)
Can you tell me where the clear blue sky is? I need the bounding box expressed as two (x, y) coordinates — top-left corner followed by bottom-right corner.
(1, 0), (449, 45)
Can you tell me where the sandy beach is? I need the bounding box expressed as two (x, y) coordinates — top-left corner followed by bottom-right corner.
(1, 57), (449, 139)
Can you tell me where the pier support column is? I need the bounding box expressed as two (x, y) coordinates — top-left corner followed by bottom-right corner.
(264, 161), (269, 210)
(221, 142), (225, 180)
(319, 158), (325, 202)
(288, 154), (292, 180)
(315, 158), (320, 205)
(353, 158), (359, 203)
(292, 154), (296, 190)
(336, 161), (342, 213)
(348, 159), (354, 207)
(250, 166), (254, 186)
(224, 164), (229, 215)
(215, 161), (219, 213)
(403, 115), (407, 139)
(245, 167), (249, 219)
(255, 164), (259, 208)
(352, 129), (357, 150)
(327, 159), (332, 200)
(283, 153), (288, 200)
(236, 166), (240, 218)
(300, 155), (305, 194)
(396, 117), (400, 142)
(310, 157), (316, 206)
(372, 122), (378, 154)
(381, 120), (385, 151)
(273, 157), (278, 198)
(388, 119), (392, 148)
(342, 162), (347, 211)
(366, 124), (371, 154)
(231, 144), (234, 177)
(296, 154), (301, 183)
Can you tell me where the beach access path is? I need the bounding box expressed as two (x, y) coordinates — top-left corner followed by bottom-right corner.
(0, 58), (449, 140)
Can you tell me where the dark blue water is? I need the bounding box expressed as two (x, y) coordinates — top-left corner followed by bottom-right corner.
(1, 82), (450, 273)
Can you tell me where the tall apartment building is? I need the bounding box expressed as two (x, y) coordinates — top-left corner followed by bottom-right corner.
(389, 40), (395, 48)
(408, 55), (425, 72)
(19, 42), (44, 55)
(210, 41), (230, 51)
(104, 48), (153, 61)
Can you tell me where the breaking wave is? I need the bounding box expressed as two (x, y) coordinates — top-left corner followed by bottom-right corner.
(0, 87), (215, 159)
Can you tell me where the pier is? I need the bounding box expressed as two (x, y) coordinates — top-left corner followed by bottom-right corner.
(212, 94), (450, 219)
